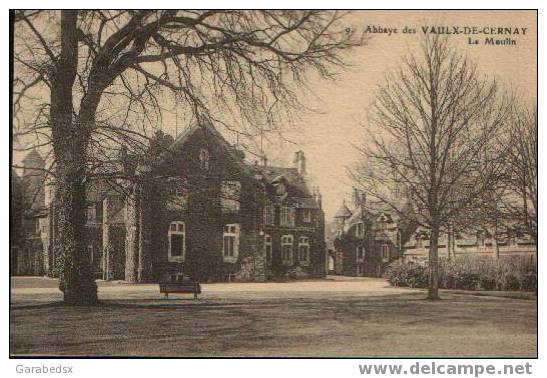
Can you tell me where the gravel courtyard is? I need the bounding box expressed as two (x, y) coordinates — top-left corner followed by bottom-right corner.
(10, 276), (537, 357)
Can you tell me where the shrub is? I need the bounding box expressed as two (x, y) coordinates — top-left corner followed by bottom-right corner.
(385, 255), (536, 292)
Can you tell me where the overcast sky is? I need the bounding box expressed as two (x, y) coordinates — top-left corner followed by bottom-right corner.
(13, 10), (537, 220)
(262, 10), (537, 219)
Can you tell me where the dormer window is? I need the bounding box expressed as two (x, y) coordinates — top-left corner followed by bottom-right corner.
(221, 181), (241, 213)
(199, 148), (210, 171)
(168, 177), (188, 209)
(263, 205), (275, 225)
(303, 209), (312, 223)
(356, 222), (364, 237)
(280, 206), (295, 227)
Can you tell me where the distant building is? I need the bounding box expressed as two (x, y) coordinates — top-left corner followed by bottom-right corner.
(11, 149), (49, 276)
(11, 123), (327, 282)
(331, 190), (414, 277)
(403, 227), (537, 261)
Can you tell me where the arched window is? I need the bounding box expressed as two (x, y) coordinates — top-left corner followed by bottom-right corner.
(199, 148), (210, 171)
(168, 221), (186, 262)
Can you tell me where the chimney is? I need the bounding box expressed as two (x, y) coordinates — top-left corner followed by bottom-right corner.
(317, 191), (322, 209)
(293, 150), (306, 176)
(352, 187), (367, 209)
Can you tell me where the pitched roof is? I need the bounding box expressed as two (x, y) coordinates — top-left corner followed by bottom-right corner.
(334, 201), (352, 218)
(255, 165), (313, 199)
(163, 121), (252, 176)
(22, 149), (44, 164)
(159, 121), (317, 204)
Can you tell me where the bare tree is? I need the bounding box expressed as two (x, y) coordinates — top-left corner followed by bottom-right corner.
(506, 104), (537, 244)
(12, 10), (361, 304)
(352, 34), (510, 300)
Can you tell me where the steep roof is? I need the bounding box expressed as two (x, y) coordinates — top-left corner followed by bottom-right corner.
(162, 121), (252, 175)
(162, 121), (318, 206)
(22, 149), (45, 165)
(254, 165), (313, 199)
(334, 201), (352, 218)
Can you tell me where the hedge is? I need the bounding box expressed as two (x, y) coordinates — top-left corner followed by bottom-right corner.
(384, 256), (537, 291)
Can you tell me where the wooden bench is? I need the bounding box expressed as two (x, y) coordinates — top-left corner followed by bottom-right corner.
(159, 282), (201, 299)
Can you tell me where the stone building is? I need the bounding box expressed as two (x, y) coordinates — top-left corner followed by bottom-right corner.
(331, 190), (414, 277)
(12, 123), (326, 283)
(10, 150), (49, 276)
(403, 227), (537, 261)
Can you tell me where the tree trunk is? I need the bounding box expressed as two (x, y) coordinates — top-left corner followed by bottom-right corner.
(125, 184), (140, 282)
(446, 226), (452, 261)
(427, 226), (441, 300)
(55, 164), (98, 305)
(49, 11), (98, 304)
(492, 226), (500, 260)
(137, 180), (153, 282)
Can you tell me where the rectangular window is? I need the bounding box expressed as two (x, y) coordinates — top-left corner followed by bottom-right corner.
(86, 205), (96, 223)
(171, 235), (184, 257)
(168, 221), (186, 262)
(265, 235), (272, 265)
(281, 235), (293, 265)
(303, 209), (312, 223)
(87, 245), (94, 264)
(221, 181), (241, 213)
(356, 223), (364, 237)
(280, 206), (295, 227)
(223, 224), (240, 262)
(381, 244), (390, 262)
(356, 246), (365, 261)
(298, 237), (310, 264)
(263, 205), (275, 226)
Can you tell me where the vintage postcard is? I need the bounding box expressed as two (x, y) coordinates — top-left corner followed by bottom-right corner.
(9, 9), (537, 363)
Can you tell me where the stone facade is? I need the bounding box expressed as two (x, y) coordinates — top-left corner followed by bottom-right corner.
(403, 227), (537, 261)
(332, 191), (413, 277)
(11, 150), (49, 276)
(12, 124), (326, 283)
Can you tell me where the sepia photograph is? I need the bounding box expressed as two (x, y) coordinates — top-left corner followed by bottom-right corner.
(8, 7), (537, 364)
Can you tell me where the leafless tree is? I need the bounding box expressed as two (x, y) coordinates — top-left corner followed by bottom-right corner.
(505, 104), (537, 243)
(351, 34), (511, 300)
(12, 10), (361, 304)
